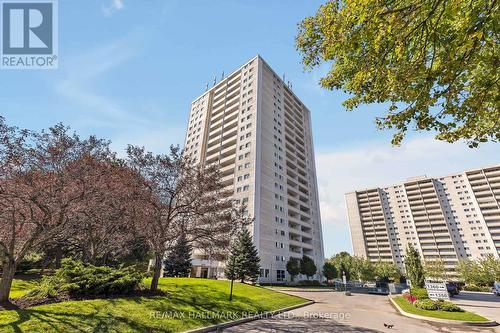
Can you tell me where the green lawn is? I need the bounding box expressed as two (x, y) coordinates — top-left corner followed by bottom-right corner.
(9, 280), (37, 299)
(393, 296), (489, 322)
(0, 278), (307, 332)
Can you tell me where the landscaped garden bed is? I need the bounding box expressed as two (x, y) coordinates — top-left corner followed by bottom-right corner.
(393, 293), (489, 322)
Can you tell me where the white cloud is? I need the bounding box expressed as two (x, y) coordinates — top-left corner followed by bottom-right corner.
(316, 136), (500, 255)
(102, 0), (124, 16)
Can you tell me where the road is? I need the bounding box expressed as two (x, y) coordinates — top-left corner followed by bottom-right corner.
(221, 290), (500, 333)
(452, 291), (500, 324)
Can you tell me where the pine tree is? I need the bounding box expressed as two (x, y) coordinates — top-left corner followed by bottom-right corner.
(163, 233), (192, 277)
(405, 244), (425, 287)
(225, 228), (260, 283)
(286, 258), (301, 282)
(300, 255), (317, 280)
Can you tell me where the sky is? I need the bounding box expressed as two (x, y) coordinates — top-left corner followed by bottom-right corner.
(1, 0), (499, 258)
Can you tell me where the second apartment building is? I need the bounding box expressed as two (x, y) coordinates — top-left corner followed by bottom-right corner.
(346, 165), (500, 275)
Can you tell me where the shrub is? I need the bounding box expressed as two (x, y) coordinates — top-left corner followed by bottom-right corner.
(438, 301), (464, 312)
(27, 259), (144, 298)
(16, 252), (43, 273)
(411, 287), (429, 300)
(298, 280), (321, 286)
(414, 299), (439, 310)
(463, 284), (491, 292)
(413, 299), (464, 312)
(26, 276), (60, 299)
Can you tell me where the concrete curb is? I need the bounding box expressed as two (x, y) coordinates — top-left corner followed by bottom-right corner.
(388, 296), (498, 327)
(184, 300), (314, 333)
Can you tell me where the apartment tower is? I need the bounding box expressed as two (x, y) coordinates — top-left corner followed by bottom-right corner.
(184, 55), (324, 283)
(346, 165), (500, 277)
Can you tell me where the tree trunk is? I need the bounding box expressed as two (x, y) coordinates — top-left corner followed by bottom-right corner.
(229, 279), (234, 302)
(0, 258), (16, 303)
(150, 253), (162, 292)
(54, 247), (62, 269)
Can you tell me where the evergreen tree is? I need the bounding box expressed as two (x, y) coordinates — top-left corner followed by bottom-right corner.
(405, 244), (425, 287)
(286, 258), (301, 282)
(300, 255), (317, 280)
(163, 233), (192, 277)
(225, 228), (260, 283)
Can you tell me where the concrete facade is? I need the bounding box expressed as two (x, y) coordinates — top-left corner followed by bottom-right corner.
(346, 165), (500, 276)
(184, 55), (324, 283)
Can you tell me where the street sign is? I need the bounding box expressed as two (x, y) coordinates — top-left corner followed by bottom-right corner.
(424, 281), (449, 301)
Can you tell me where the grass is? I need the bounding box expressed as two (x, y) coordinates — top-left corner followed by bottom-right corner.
(393, 296), (489, 322)
(0, 278), (307, 332)
(9, 280), (37, 299)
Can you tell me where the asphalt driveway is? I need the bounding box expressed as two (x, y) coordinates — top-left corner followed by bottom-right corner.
(221, 290), (500, 333)
(451, 291), (500, 324)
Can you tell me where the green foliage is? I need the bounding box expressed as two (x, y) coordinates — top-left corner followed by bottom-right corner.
(405, 244), (425, 287)
(0, 278), (308, 333)
(438, 301), (464, 312)
(351, 256), (375, 282)
(296, 0), (500, 147)
(27, 259), (144, 298)
(297, 280), (321, 286)
(462, 284), (491, 292)
(424, 259), (446, 281)
(329, 252), (353, 280)
(411, 287), (429, 300)
(286, 258), (301, 281)
(26, 276), (60, 299)
(374, 260), (401, 282)
(414, 299), (439, 310)
(394, 296), (487, 321)
(225, 228), (260, 283)
(163, 233), (192, 277)
(322, 261), (338, 281)
(299, 255), (317, 280)
(457, 255), (500, 286)
(414, 299), (464, 312)
(16, 252), (43, 273)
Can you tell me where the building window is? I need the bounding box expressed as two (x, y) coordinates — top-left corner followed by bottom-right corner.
(277, 270), (285, 281)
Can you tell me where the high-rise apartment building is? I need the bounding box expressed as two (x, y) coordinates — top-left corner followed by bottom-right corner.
(183, 55), (324, 283)
(346, 165), (500, 276)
